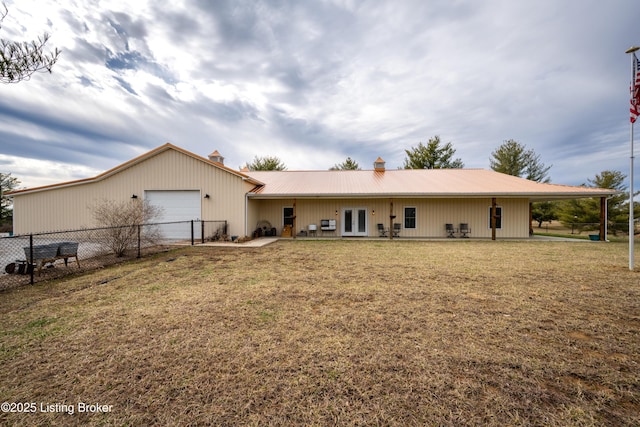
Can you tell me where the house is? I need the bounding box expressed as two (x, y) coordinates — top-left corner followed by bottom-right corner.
(8, 143), (618, 240)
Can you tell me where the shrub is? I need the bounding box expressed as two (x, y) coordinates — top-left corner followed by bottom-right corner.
(92, 199), (162, 257)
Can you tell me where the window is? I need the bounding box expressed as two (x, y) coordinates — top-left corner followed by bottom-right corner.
(404, 207), (416, 229)
(283, 207), (294, 226)
(488, 206), (502, 229)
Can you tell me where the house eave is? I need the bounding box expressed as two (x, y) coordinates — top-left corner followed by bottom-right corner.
(247, 191), (620, 200)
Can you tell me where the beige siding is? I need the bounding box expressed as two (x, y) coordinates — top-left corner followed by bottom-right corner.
(12, 145), (532, 239)
(251, 198), (531, 238)
(12, 149), (252, 236)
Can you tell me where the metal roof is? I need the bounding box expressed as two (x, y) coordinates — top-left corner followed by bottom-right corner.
(246, 169), (618, 200)
(6, 142), (618, 201)
(7, 143), (263, 196)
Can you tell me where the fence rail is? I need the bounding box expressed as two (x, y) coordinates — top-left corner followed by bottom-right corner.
(0, 220), (227, 291)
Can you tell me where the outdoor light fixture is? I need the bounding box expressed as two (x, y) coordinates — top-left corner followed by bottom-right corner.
(204, 194), (210, 199)
(335, 210), (338, 216)
(131, 194), (138, 199)
(372, 210), (375, 215)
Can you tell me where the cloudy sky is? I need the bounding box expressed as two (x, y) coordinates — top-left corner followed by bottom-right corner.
(0, 0), (638, 191)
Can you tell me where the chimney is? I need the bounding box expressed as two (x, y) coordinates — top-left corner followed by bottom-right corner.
(208, 150), (224, 165)
(374, 157), (386, 172)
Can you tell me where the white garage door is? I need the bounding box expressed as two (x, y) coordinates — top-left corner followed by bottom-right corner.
(145, 190), (201, 240)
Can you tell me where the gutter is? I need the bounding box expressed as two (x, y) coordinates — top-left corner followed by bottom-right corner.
(246, 191), (621, 200)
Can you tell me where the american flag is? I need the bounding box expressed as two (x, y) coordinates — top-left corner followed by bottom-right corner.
(631, 53), (640, 123)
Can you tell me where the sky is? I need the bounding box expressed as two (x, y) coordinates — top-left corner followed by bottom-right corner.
(0, 0), (638, 191)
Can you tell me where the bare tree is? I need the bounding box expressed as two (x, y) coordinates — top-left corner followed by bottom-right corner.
(92, 199), (162, 257)
(0, 3), (61, 83)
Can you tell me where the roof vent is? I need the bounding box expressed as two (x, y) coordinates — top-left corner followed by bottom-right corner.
(208, 150), (224, 165)
(374, 157), (385, 172)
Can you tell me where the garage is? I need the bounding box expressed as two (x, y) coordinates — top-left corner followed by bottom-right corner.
(144, 190), (201, 239)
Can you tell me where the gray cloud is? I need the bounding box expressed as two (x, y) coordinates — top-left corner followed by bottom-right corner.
(0, 0), (637, 190)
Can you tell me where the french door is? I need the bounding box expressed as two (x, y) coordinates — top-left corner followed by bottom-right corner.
(342, 208), (368, 236)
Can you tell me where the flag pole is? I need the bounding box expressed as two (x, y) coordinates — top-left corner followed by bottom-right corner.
(631, 117), (635, 271)
(626, 46), (639, 271)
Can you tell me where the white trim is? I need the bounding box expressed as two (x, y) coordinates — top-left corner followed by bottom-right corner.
(342, 207), (368, 236)
(403, 206), (417, 229)
(283, 206), (294, 227)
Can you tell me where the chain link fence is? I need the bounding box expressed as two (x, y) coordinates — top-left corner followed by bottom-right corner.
(0, 220), (227, 291)
(536, 221), (638, 236)
(561, 222), (638, 235)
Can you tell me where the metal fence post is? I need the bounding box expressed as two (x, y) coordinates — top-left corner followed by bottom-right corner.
(4, 220), (244, 291)
(29, 234), (34, 285)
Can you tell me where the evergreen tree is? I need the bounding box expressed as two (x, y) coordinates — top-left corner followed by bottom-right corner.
(490, 139), (551, 182)
(403, 136), (464, 169)
(531, 201), (559, 228)
(330, 157), (360, 170)
(247, 156), (287, 171)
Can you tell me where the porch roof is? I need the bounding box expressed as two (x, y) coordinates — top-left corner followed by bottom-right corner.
(246, 169), (618, 200)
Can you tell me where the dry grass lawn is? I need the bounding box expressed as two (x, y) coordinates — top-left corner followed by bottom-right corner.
(1, 239), (639, 426)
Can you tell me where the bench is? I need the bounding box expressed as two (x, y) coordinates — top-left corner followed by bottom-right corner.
(320, 219), (336, 235)
(23, 242), (80, 276)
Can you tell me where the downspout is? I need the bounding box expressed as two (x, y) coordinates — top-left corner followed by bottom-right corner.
(245, 192), (253, 238)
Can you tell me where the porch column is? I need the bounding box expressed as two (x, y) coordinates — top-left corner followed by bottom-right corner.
(389, 200), (395, 240)
(293, 199), (297, 239)
(599, 196), (606, 241)
(491, 197), (497, 241)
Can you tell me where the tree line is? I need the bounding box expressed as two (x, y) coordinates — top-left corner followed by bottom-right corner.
(247, 137), (551, 177)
